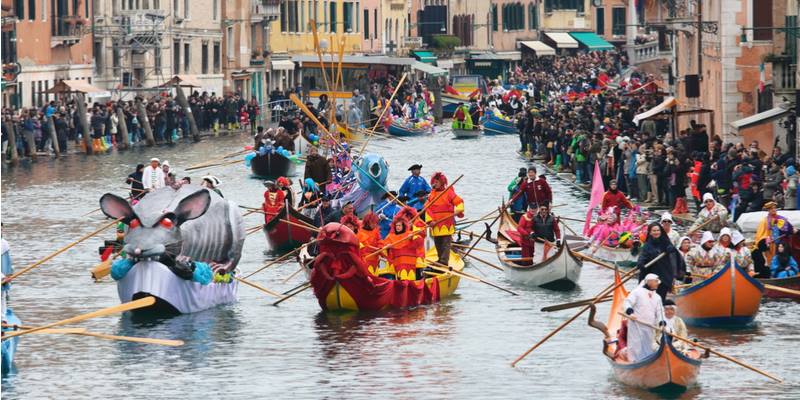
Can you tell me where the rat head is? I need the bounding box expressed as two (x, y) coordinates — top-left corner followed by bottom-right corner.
(99, 190), (211, 263)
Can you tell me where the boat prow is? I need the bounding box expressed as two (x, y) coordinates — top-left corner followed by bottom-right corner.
(675, 262), (764, 328)
(263, 205), (316, 253)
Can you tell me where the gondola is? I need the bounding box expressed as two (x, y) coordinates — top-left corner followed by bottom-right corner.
(675, 261), (764, 327)
(585, 244), (638, 268)
(386, 121), (434, 137)
(480, 113), (518, 135)
(495, 208), (583, 290)
(589, 272), (703, 391)
(758, 275), (800, 300)
(452, 128), (481, 139)
(300, 223), (463, 312)
(1, 308), (21, 374)
(250, 151), (297, 179)
(263, 204), (316, 254)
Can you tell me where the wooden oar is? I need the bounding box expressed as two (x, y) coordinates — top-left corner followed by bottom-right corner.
(618, 312), (782, 383)
(4, 324), (184, 346)
(541, 295), (613, 312)
(559, 220), (581, 237)
(280, 218), (320, 233)
(4, 218), (122, 284)
(687, 214), (720, 235)
(458, 251), (504, 272)
(90, 250), (122, 281)
(233, 276), (282, 298)
(461, 209), (502, 259)
(455, 215), (501, 226)
(2, 297), (156, 340)
(762, 284), (800, 297)
(185, 158), (243, 171)
(451, 243), (495, 254)
(510, 252), (666, 367)
(571, 252), (620, 272)
(272, 282), (311, 306)
(459, 208), (502, 231)
(426, 261), (518, 296)
(242, 243), (311, 279)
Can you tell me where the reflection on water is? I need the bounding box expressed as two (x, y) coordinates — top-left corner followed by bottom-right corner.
(1, 132), (799, 398)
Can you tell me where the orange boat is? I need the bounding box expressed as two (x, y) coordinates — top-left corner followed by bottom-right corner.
(589, 272), (703, 391)
(675, 262), (764, 327)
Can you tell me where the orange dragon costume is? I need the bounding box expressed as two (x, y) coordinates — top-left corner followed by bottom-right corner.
(381, 207), (426, 280)
(356, 213), (382, 276)
(424, 172), (464, 265)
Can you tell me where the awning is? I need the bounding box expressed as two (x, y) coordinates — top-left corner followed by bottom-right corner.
(544, 32), (579, 49)
(569, 32), (615, 51)
(519, 41), (556, 56)
(411, 50), (437, 64)
(231, 71), (252, 80)
(437, 60), (454, 69)
(730, 106), (791, 130)
(469, 51), (521, 61)
(411, 61), (448, 77)
(632, 96), (677, 126)
(159, 75), (203, 88)
(44, 79), (104, 94)
(271, 59), (295, 70)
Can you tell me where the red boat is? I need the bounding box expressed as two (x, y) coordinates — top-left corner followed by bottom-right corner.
(263, 204), (315, 253)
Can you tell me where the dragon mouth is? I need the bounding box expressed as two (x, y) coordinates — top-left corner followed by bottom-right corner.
(369, 163), (381, 177)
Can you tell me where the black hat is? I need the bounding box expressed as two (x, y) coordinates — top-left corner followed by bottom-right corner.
(263, 180), (276, 187)
(321, 194), (332, 201)
(398, 195), (410, 203)
(382, 190), (398, 200)
(413, 190), (429, 197)
(408, 164), (423, 171)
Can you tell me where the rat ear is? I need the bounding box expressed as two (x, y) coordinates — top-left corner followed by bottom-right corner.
(99, 193), (137, 223)
(174, 189), (211, 225)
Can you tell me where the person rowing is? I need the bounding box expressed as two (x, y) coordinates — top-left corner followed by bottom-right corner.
(624, 273), (665, 363)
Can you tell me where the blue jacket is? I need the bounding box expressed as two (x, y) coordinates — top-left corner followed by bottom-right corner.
(398, 175), (431, 199)
(376, 200), (401, 239)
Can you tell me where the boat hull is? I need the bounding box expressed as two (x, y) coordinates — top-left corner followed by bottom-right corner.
(1, 308), (20, 374)
(758, 275), (800, 300)
(609, 336), (702, 390)
(452, 128), (481, 139)
(587, 245), (638, 268)
(263, 205), (315, 253)
(387, 122), (433, 137)
(250, 152), (296, 179)
(481, 115), (518, 135)
(117, 261), (238, 314)
(675, 263), (764, 327)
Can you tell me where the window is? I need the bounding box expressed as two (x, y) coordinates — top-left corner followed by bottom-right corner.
(30, 81), (35, 107)
(112, 48), (120, 77)
(491, 4), (497, 31)
(184, 43), (190, 72)
(226, 26), (234, 58)
(786, 15), (798, 59)
(753, 0), (773, 41)
(28, 0), (35, 20)
(363, 9), (369, 39)
(374, 9), (378, 39)
(612, 7), (625, 35)
(201, 43), (208, 74)
(212, 0), (217, 21)
(37, 80), (42, 107)
(15, 0), (23, 19)
(343, 1), (352, 32)
(173, 40), (180, 75)
(757, 84), (773, 113)
(213, 42), (220, 73)
(94, 41), (103, 74)
(173, 0), (178, 17)
(596, 7), (604, 35)
(329, 1), (336, 32)
(300, 0), (304, 32)
(529, 3), (538, 30)
(44, 80), (49, 102)
(280, 0), (286, 32)
(155, 47), (162, 73)
(323, 1), (327, 32)
(544, 0), (583, 13)
(502, 3), (524, 31)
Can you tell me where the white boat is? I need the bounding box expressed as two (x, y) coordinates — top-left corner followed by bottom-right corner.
(735, 210), (800, 233)
(452, 128), (481, 139)
(585, 244), (638, 267)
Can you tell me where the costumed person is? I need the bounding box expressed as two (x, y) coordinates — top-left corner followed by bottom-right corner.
(508, 167), (528, 222)
(125, 164), (145, 199)
(516, 205), (537, 264)
(624, 273), (665, 363)
(751, 239), (772, 278)
(298, 178), (321, 217)
(304, 145), (332, 189)
(685, 231), (724, 281)
(657, 299), (689, 352)
(677, 236), (693, 264)
(591, 209), (621, 248)
(771, 242), (799, 278)
(262, 180), (286, 224)
(424, 172), (465, 266)
(276, 176), (294, 206)
(381, 211), (423, 281)
(688, 193), (729, 233)
(730, 230), (754, 275)
(357, 212), (382, 276)
(201, 175), (223, 197)
(376, 191), (401, 239)
(313, 195), (341, 227)
(660, 212), (680, 246)
(398, 164), (431, 200)
(408, 190), (429, 212)
(714, 227), (734, 257)
(754, 201), (796, 263)
(636, 222), (686, 300)
(340, 202), (359, 225)
(141, 157), (165, 192)
(601, 179), (634, 220)
(519, 167), (552, 209)
(451, 102), (473, 130)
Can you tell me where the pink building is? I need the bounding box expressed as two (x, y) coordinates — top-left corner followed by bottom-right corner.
(361, 0), (382, 54)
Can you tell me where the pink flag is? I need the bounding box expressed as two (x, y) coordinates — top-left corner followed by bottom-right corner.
(583, 160), (606, 235)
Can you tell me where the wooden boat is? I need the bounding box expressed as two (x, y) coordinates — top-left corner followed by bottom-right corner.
(586, 244), (638, 268)
(495, 208), (584, 290)
(758, 275), (800, 300)
(735, 210), (800, 233)
(263, 204), (315, 253)
(481, 113), (518, 135)
(250, 151), (296, 179)
(590, 272), (703, 391)
(452, 128), (481, 139)
(675, 261), (764, 327)
(1, 308), (21, 374)
(301, 223), (463, 312)
(386, 121), (433, 137)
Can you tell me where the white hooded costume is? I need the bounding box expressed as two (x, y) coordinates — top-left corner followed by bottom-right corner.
(623, 273), (665, 362)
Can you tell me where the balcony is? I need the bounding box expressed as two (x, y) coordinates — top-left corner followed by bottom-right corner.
(252, 0), (280, 23)
(771, 57), (797, 95)
(51, 16), (89, 47)
(628, 40), (663, 65)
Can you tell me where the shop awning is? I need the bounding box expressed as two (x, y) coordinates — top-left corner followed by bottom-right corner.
(519, 41), (556, 56)
(569, 32), (615, 51)
(469, 51), (521, 61)
(411, 61), (448, 77)
(231, 71), (252, 80)
(730, 106), (791, 130)
(632, 96), (677, 126)
(44, 79), (104, 94)
(544, 32), (579, 49)
(411, 50), (437, 64)
(271, 59), (295, 70)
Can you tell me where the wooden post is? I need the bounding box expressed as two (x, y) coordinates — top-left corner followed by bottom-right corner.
(429, 76), (443, 124)
(174, 84), (200, 142)
(23, 126), (36, 161)
(47, 115), (61, 157)
(75, 93), (93, 155)
(115, 107), (129, 150)
(136, 99), (155, 146)
(6, 118), (19, 165)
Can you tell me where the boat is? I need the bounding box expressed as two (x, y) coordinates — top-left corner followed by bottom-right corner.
(674, 261), (764, 327)
(758, 275), (800, 300)
(386, 121), (434, 137)
(250, 151), (297, 179)
(735, 210), (800, 233)
(481, 113), (518, 135)
(585, 244), (638, 268)
(1, 308), (21, 374)
(495, 208), (584, 290)
(452, 128), (481, 139)
(263, 203), (316, 253)
(301, 223), (463, 312)
(589, 272), (703, 391)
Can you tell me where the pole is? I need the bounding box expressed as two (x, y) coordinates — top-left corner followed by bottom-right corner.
(174, 84), (200, 142)
(7, 118), (19, 165)
(47, 115), (61, 157)
(116, 107), (129, 150)
(23, 124), (36, 161)
(136, 98), (156, 146)
(75, 93), (93, 155)
(430, 76), (443, 124)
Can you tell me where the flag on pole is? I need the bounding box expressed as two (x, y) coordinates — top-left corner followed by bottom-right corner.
(758, 63), (766, 93)
(583, 160), (606, 236)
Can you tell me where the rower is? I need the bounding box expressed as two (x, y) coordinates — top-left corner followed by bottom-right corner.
(312, 195), (340, 227)
(380, 213), (422, 281)
(142, 157), (165, 192)
(601, 180), (634, 220)
(125, 164), (145, 199)
(754, 201), (796, 263)
(731, 230), (755, 276)
(532, 203), (561, 258)
(376, 191), (401, 239)
(714, 227), (733, 257)
(624, 273), (665, 363)
(516, 205), (537, 264)
(659, 212), (680, 246)
(519, 167), (552, 209)
(356, 213), (382, 276)
(688, 193), (729, 233)
(658, 299), (689, 352)
(507, 167), (528, 223)
(262, 180), (285, 224)
(424, 172), (465, 266)
(398, 164), (431, 200)
(685, 231), (724, 281)
(276, 176), (294, 206)
(771, 242), (799, 278)
(408, 189), (429, 212)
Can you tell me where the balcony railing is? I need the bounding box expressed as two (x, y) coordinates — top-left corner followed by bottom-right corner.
(629, 40), (662, 65)
(252, 0), (280, 22)
(774, 62), (797, 94)
(51, 15), (89, 47)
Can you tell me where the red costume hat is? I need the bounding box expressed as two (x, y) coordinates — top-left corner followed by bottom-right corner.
(361, 212), (379, 230)
(340, 215), (361, 231)
(430, 172), (448, 186)
(277, 176), (290, 187)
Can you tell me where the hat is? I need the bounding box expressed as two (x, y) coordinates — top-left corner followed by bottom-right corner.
(663, 299), (676, 307)
(609, 179), (617, 185)
(762, 201), (778, 210)
(702, 193), (715, 203)
(202, 175), (220, 187)
(162, 160), (170, 168)
(263, 180), (276, 187)
(408, 164), (423, 171)
(700, 231), (715, 244)
(731, 230), (746, 246)
(276, 177), (290, 187)
(678, 236), (691, 246)
(718, 227), (732, 241)
(150, 157), (160, 163)
(644, 273), (661, 283)
(660, 212), (673, 223)
(382, 190), (398, 200)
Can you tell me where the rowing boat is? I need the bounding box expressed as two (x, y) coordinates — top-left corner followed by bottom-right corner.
(250, 151), (297, 179)
(495, 208), (583, 290)
(758, 275), (800, 300)
(301, 223), (463, 311)
(263, 204), (316, 253)
(480, 113), (518, 135)
(585, 244), (638, 268)
(675, 261), (764, 327)
(1, 308), (21, 374)
(590, 272), (703, 391)
(386, 121), (434, 137)
(452, 128), (481, 139)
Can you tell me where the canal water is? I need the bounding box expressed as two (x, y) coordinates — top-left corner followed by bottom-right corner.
(1, 130), (798, 399)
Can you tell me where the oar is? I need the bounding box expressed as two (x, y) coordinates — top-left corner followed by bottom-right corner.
(90, 250), (122, 281)
(559, 220), (581, 237)
(185, 158), (243, 171)
(4, 324), (184, 346)
(426, 261), (518, 296)
(242, 243), (311, 279)
(4, 218), (122, 284)
(571, 252), (619, 272)
(618, 312), (783, 383)
(2, 297), (156, 339)
(461, 209), (502, 259)
(762, 284), (800, 297)
(510, 252), (666, 367)
(455, 215), (501, 226)
(458, 251), (504, 272)
(541, 295), (613, 312)
(451, 243), (495, 255)
(272, 282), (312, 306)
(232, 276), (282, 298)
(687, 214), (720, 235)
(280, 218), (320, 233)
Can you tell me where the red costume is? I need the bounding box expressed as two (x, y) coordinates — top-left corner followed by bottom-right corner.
(381, 214), (423, 281)
(262, 188), (286, 223)
(357, 213), (382, 276)
(519, 176), (553, 207)
(517, 210), (536, 261)
(601, 190), (634, 218)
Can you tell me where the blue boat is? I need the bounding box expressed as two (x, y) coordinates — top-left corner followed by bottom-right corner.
(387, 121), (433, 137)
(2, 307), (21, 374)
(481, 113), (518, 135)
